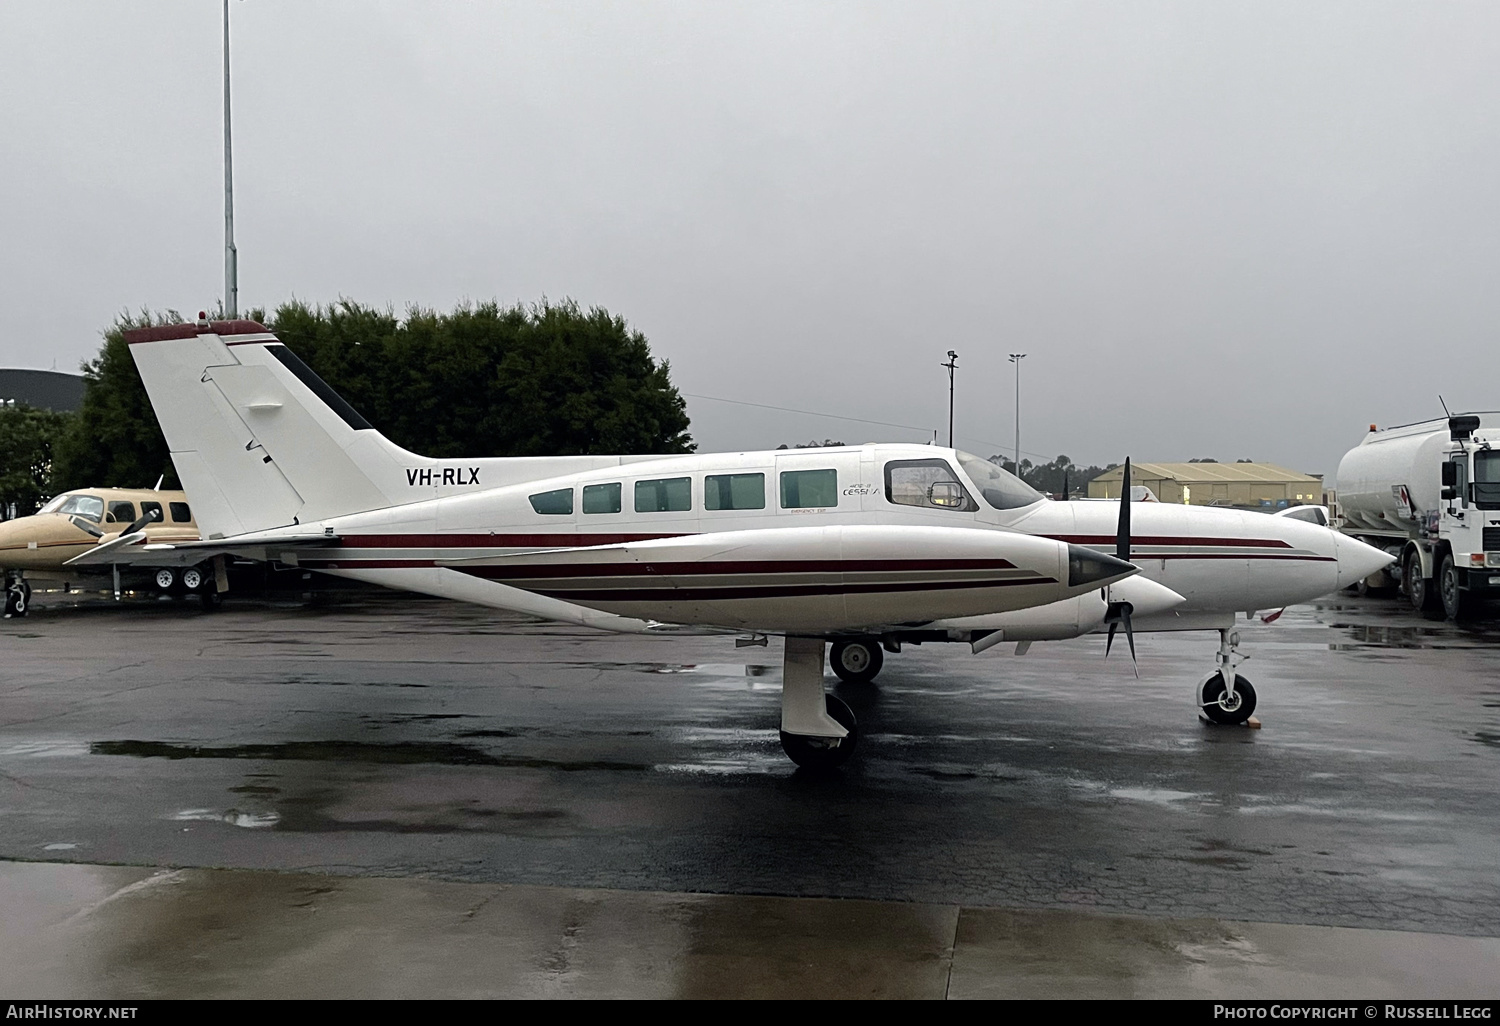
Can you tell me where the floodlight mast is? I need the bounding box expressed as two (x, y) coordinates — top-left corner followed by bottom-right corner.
(223, 0), (238, 318)
(943, 350), (959, 448)
(1009, 353), (1026, 475)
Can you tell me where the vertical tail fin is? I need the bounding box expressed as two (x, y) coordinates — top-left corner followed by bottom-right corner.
(126, 320), (408, 537)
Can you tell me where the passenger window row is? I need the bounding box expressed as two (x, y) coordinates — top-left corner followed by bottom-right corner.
(528, 470), (838, 516)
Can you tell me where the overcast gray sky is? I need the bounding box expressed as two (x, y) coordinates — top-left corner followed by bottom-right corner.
(3, 1), (1497, 477)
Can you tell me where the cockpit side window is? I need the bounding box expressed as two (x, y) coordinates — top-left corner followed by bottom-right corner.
(884, 459), (977, 511)
(954, 451), (1045, 511)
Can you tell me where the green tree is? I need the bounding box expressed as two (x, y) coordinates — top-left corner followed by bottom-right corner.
(51, 311), (194, 493)
(271, 298), (693, 457)
(0, 403), (75, 519)
(53, 299), (693, 492)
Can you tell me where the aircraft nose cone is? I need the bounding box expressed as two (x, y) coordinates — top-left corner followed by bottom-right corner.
(1334, 533), (1395, 590)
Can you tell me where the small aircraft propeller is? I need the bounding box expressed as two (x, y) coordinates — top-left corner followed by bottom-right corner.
(69, 516), (103, 539)
(122, 506), (161, 537)
(1104, 457), (1139, 676)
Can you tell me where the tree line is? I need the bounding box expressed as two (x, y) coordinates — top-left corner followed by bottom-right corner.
(0, 299), (694, 518)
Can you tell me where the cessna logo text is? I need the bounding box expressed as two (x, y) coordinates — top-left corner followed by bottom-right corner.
(406, 468), (481, 487)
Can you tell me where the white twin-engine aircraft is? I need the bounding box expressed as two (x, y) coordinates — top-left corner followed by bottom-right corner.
(86, 318), (1391, 769)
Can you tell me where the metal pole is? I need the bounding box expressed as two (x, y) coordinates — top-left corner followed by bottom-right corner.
(223, 0), (238, 318)
(1009, 353), (1026, 475)
(943, 351), (959, 448)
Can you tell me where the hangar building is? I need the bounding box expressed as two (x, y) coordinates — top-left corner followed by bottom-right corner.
(0, 368), (86, 412)
(1087, 461), (1324, 510)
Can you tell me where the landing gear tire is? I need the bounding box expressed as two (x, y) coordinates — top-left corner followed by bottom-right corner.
(1200, 674), (1257, 726)
(780, 695), (858, 771)
(830, 639), (883, 685)
(1405, 550), (1441, 616)
(1439, 555), (1470, 622)
(154, 568), (176, 591)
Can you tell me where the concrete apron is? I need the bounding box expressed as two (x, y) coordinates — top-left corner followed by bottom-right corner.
(3, 861), (1497, 999)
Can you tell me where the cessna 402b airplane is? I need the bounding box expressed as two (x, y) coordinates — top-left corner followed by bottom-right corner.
(87, 317), (1391, 769)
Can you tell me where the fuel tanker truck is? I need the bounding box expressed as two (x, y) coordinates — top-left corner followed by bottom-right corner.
(1336, 413), (1500, 619)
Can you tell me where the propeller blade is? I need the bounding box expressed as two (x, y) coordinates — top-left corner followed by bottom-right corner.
(1116, 457), (1132, 563)
(1124, 605), (1138, 678)
(69, 515), (103, 539)
(123, 507), (161, 537)
(1061, 469), (1069, 502)
(1105, 620), (1118, 657)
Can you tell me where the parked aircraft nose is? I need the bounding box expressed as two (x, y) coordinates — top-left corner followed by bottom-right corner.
(1333, 532), (1395, 590)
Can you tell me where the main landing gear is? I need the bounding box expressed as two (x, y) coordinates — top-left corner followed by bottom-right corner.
(4, 577), (31, 618)
(779, 637), (858, 770)
(829, 638), (883, 685)
(1199, 628), (1258, 725)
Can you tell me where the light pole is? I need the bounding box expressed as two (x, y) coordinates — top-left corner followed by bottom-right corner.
(942, 350), (959, 448)
(1008, 353), (1026, 475)
(223, 0), (238, 318)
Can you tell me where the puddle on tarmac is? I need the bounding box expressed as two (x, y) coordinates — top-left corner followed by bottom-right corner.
(90, 739), (652, 773)
(172, 808), (281, 829)
(1472, 732), (1500, 749)
(579, 662), (774, 677)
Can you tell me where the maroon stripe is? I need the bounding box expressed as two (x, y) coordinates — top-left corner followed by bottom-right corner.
(341, 533), (691, 549)
(1051, 535), (1294, 549)
(123, 320), (270, 344)
(476, 578), (1058, 601)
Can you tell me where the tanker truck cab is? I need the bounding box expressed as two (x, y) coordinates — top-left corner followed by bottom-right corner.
(1336, 412), (1500, 620)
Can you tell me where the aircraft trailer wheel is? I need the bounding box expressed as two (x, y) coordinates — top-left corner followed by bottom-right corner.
(154, 568), (176, 591)
(181, 567), (204, 591)
(830, 639), (883, 685)
(780, 695), (858, 771)
(1200, 674), (1257, 726)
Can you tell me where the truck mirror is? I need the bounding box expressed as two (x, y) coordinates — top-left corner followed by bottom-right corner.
(1442, 462), (1457, 486)
(1442, 486), (1457, 500)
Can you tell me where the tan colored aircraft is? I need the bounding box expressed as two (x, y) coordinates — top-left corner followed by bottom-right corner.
(0, 487), (220, 616)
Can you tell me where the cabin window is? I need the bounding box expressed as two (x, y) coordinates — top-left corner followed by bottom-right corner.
(169, 502), (192, 523)
(705, 473), (766, 511)
(885, 459), (977, 511)
(529, 488), (574, 515)
(107, 501), (136, 523)
(635, 477), (692, 513)
(140, 501), (163, 524)
(780, 469), (837, 509)
(583, 482), (622, 514)
(53, 495), (104, 522)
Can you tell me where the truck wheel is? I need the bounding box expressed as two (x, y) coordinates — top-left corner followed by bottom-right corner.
(1439, 555), (1470, 621)
(1405, 550), (1440, 615)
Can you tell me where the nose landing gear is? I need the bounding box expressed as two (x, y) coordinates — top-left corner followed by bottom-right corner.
(4, 578), (31, 618)
(1200, 628), (1258, 725)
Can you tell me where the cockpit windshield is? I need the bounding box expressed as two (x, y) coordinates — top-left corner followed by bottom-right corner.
(955, 451), (1045, 511)
(1474, 450), (1500, 509)
(39, 493), (104, 521)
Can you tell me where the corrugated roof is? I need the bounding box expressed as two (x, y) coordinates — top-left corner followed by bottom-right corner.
(1091, 462), (1321, 484)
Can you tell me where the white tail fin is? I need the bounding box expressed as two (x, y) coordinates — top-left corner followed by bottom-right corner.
(127, 319), (644, 538)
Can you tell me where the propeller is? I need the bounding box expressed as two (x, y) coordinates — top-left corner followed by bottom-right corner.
(122, 506), (161, 537)
(1105, 457), (1139, 676)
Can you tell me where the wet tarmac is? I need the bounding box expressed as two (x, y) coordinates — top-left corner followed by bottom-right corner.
(2, 590), (1499, 994)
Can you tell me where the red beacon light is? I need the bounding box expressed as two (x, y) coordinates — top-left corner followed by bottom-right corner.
(196, 311), (209, 328)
